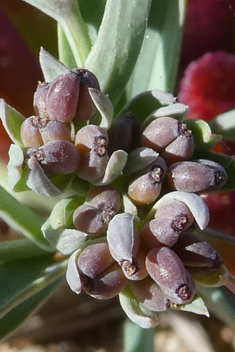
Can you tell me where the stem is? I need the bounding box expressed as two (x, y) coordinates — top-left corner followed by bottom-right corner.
(61, 1), (92, 67)
(226, 273), (235, 295)
(0, 185), (51, 251)
(0, 259), (67, 319)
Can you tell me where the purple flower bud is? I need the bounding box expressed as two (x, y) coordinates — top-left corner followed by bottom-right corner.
(21, 115), (72, 148)
(107, 113), (141, 154)
(130, 277), (172, 311)
(33, 82), (50, 119)
(77, 242), (127, 299)
(128, 157), (167, 205)
(146, 246), (196, 304)
(46, 70), (81, 123)
(172, 232), (222, 268)
(141, 116), (194, 164)
(72, 68), (100, 123)
(167, 159), (227, 193)
(27, 140), (80, 174)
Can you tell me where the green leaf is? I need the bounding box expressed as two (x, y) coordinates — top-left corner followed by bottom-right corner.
(123, 319), (155, 352)
(0, 185), (51, 251)
(78, 0), (106, 45)
(176, 295), (209, 317)
(7, 144), (29, 192)
(0, 279), (61, 342)
(92, 150), (128, 186)
(118, 89), (175, 123)
(0, 256), (67, 320)
(39, 47), (67, 81)
(22, 0), (92, 66)
(119, 286), (158, 329)
(85, 0), (152, 105)
(0, 239), (48, 264)
(89, 88), (114, 129)
(0, 99), (25, 147)
(185, 119), (220, 152)
(209, 109), (235, 142)
(125, 0), (187, 99)
(197, 286), (235, 328)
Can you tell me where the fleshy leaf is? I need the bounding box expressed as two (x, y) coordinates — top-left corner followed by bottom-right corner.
(85, 0), (152, 105)
(0, 185), (51, 251)
(92, 150), (128, 186)
(148, 191), (210, 230)
(88, 88), (114, 129)
(185, 119), (220, 151)
(124, 148), (159, 176)
(0, 279), (61, 342)
(123, 194), (138, 216)
(123, 319), (155, 352)
(142, 103), (188, 130)
(26, 157), (62, 196)
(0, 256), (67, 321)
(0, 239), (49, 264)
(0, 99), (25, 147)
(39, 47), (67, 81)
(107, 213), (136, 263)
(119, 286), (158, 329)
(66, 249), (82, 294)
(23, 0), (91, 66)
(49, 197), (81, 230)
(125, 0), (187, 99)
(209, 109), (235, 142)
(118, 89), (175, 123)
(197, 286), (235, 328)
(176, 295), (209, 317)
(7, 144), (28, 192)
(42, 222), (87, 255)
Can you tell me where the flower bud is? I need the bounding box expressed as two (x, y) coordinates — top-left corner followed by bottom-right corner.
(46, 70), (81, 123)
(27, 140), (80, 174)
(77, 242), (127, 299)
(172, 232), (222, 268)
(72, 68), (100, 123)
(33, 82), (50, 119)
(73, 187), (121, 236)
(130, 277), (172, 311)
(122, 247), (148, 281)
(75, 125), (109, 181)
(141, 116), (194, 164)
(167, 159), (227, 193)
(21, 115), (72, 148)
(107, 113), (141, 154)
(146, 246), (196, 304)
(128, 157), (167, 205)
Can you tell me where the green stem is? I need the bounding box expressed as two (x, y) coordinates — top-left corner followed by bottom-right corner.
(0, 185), (52, 251)
(226, 273), (235, 295)
(0, 259), (67, 319)
(61, 1), (92, 66)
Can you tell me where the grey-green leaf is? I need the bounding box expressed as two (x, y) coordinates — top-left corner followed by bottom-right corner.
(125, 0), (187, 100)
(85, 0), (152, 105)
(39, 47), (67, 81)
(0, 279), (61, 342)
(209, 109), (235, 142)
(0, 99), (25, 147)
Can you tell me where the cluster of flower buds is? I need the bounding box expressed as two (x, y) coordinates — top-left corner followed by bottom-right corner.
(3, 62), (230, 327)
